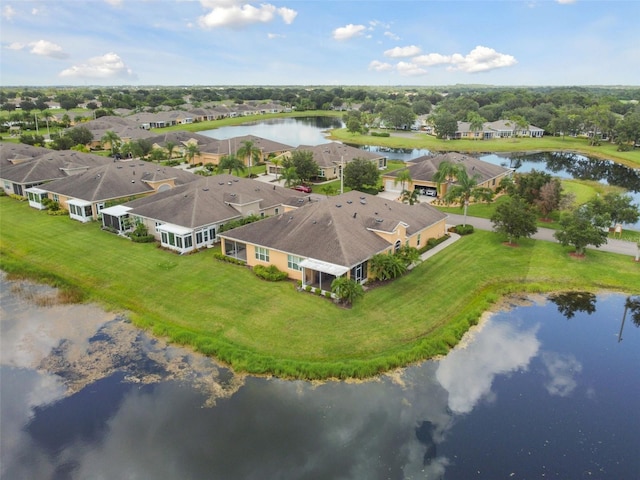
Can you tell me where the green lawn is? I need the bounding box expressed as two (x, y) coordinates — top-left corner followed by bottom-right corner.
(1, 196), (638, 379)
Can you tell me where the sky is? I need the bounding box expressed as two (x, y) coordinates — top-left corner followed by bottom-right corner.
(1, 0), (638, 87)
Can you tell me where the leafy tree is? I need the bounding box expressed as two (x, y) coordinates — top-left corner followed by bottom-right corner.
(432, 110), (458, 139)
(330, 277), (364, 307)
(508, 114), (529, 137)
(380, 103), (416, 130)
(513, 170), (554, 204)
(491, 195), (538, 244)
(614, 110), (640, 149)
(554, 204), (610, 256)
(534, 179), (562, 220)
(412, 99), (432, 115)
(217, 154), (246, 175)
(135, 138), (153, 159)
(343, 158), (379, 191)
(67, 126), (93, 146)
(18, 133), (45, 146)
(290, 150), (318, 183)
(396, 245), (421, 267)
(442, 168), (494, 226)
(184, 142), (201, 166)
(588, 192), (639, 228)
(346, 115), (365, 134)
(101, 130), (121, 156)
(60, 114), (71, 128)
(149, 148), (167, 163)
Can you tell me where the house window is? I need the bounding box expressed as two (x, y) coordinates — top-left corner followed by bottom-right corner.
(196, 231), (203, 244)
(287, 255), (303, 271)
(184, 235), (192, 248)
(394, 240), (402, 252)
(52, 194), (59, 203)
(417, 234), (421, 247)
(255, 247), (269, 262)
(275, 208), (279, 215)
(155, 222), (162, 232)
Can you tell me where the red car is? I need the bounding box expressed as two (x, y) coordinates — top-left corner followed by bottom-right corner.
(293, 185), (312, 193)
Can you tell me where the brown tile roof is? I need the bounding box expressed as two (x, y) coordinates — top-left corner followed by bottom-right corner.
(220, 190), (447, 268)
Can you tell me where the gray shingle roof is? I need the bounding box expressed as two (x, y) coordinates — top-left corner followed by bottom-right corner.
(124, 174), (309, 229)
(291, 142), (385, 168)
(41, 162), (199, 202)
(220, 190), (447, 268)
(387, 152), (511, 184)
(0, 143), (51, 166)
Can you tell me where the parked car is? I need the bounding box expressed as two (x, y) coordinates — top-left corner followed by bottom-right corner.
(293, 184), (312, 193)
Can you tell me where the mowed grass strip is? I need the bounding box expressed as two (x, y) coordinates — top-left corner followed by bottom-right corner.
(1, 196), (637, 378)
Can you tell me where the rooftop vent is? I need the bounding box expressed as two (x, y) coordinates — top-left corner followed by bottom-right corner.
(336, 204), (342, 208)
(375, 218), (383, 223)
(360, 199), (366, 205)
(347, 200), (352, 204)
(203, 188), (209, 191)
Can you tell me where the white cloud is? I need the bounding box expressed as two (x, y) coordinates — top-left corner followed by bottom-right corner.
(105, 0), (123, 6)
(368, 60), (393, 72)
(29, 40), (68, 59)
(447, 46), (517, 73)
(413, 53), (452, 67)
(384, 45), (421, 58)
(332, 24), (366, 41)
(383, 31), (400, 41)
(396, 61), (428, 77)
(267, 32), (285, 39)
(59, 52), (136, 80)
(541, 352), (582, 397)
(557, 0), (577, 4)
(2, 4), (17, 20)
(198, 1), (297, 29)
(4, 40), (68, 59)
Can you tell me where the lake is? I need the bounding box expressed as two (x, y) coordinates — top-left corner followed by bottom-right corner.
(1, 274), (639, 479)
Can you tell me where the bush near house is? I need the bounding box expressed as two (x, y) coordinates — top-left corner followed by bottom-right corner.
(253, 264), (288, 282)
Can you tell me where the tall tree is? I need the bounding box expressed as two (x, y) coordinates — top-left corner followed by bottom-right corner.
(432, 161), (462, 197)
(467, 112), (486, 140)
(432, 110), (458, 139)
(491, 196), (538, 245)
(236, 140), (262, 178)
(101, 130), (122, 156)
(443, 168), (494, 226)
(343, 158), (379, 191)
(184, 142), (201, 166)
(290, 150), (318, 183)
(554, 204), (610, 256)
(165, 141), (177, 161)
(534, 179), (563, 221)
(393, 169), (412, 193)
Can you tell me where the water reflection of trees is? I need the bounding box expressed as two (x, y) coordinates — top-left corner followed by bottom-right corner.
(548, 292), (597, 319)
(508, 152), (640, 192)
(625, 296), (640, 327)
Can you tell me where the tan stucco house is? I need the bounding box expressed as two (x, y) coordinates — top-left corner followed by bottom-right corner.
(219, 190), (447, 291)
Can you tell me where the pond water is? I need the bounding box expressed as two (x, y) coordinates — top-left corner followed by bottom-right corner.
(1, 274), (639, 480)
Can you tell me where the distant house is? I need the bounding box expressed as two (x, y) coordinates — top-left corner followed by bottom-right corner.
(72, 116), (153, 149)
(144, 130), (218, 160)
(34, 162), (199, 222)
(199, 135), (293, 167)
(219, 190), (447, 291)
(381, 152), (513, 198)
(268, 142), (387, 181)
(102, 174), (310, 253)
(453, 120), (544, 140)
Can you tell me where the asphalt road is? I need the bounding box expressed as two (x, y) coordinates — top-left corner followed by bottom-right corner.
(445, 213), (639, 258)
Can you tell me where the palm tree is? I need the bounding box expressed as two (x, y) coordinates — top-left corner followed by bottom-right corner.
(432, 160), (462, 198)
(165, 141), (177, 162)
(400, 188), (420, 205)
(101, 130), (121, 156)
(443, 168), (494, 226)
(236, 140), (262, 178)
(41, 110), (53, 138)
(217, 154), (246, 176)
(394, 168), (412, 193)
(271, 158), (282, 181)
(468, 112), (485, 140)
(330, 276), (364, 307)
(281, 166), (298, 188)
(184, 142), (201, 166)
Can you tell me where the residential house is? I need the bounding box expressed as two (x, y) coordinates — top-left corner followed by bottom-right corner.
(102, 174), (310, 253)
(269, 142), (387, 181)
(1, 149), (112, 198)
(35, 162), (199, 222)
(381, 152), (513, 198)
(72, 116), (152, 149)
(145, 131), (218, 160)
(199, 135), (293, 167)
(0, 143), (51, 167)
(453, 120), (544, 140)
(219, 190), (447, 290)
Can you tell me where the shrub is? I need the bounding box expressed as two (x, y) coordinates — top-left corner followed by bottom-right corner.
(47, 209), (69, 216)
(371, 131), (390, 137)
(253, 264), (288, 282)
(212, 252), (245, 265)
(454, 224), (474, 235)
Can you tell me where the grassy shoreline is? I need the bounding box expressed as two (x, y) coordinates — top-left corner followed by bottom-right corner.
(1, 196), (637, 379)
